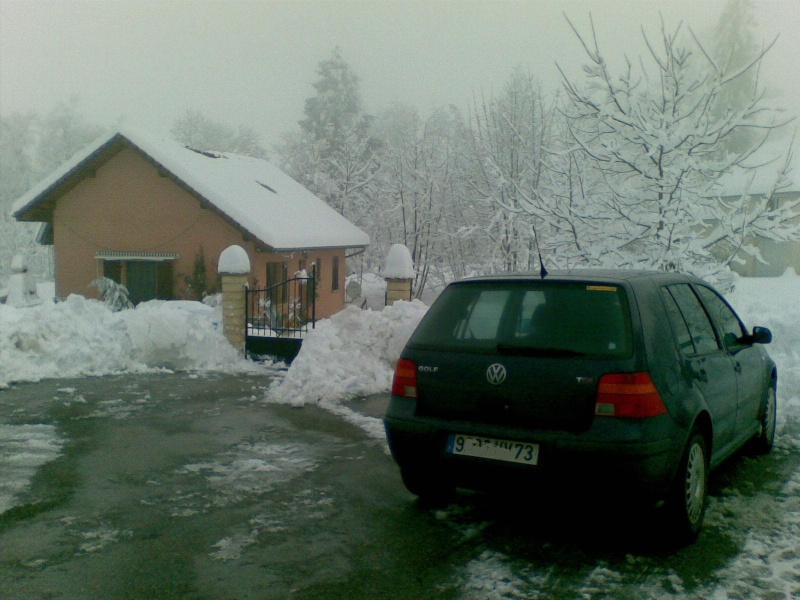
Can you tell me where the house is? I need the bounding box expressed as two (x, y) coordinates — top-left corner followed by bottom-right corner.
(713, 143), (800, 277)
(12, 129), (370, 318)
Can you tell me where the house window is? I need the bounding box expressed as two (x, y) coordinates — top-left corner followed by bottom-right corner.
(102, 259), (173, 305)
(332, 256), (340, 292)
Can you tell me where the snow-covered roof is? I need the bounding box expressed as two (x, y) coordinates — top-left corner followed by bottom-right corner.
(12, 129), (370, 251)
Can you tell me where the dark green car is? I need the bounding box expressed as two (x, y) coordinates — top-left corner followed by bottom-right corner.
(384, 270), (777, 542)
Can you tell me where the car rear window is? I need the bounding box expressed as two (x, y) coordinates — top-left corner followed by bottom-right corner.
(408, 281), (634, 358)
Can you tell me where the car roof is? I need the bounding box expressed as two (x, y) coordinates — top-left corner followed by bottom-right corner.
(454, 269), (703, 286)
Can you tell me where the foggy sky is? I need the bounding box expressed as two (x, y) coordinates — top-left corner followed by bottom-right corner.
(1, 0), (797, 149)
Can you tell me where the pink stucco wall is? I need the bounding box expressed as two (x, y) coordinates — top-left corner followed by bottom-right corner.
(52, 148), (347, 318)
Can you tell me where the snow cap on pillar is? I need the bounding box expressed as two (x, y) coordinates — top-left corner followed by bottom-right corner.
(383, 244), (414, 279)
(218, 245), (251, 275)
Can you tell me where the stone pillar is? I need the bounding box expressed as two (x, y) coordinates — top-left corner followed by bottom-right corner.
(218, 245), (251, 355)
(220, 274), (248, 353)
(386, 278), (413, 305)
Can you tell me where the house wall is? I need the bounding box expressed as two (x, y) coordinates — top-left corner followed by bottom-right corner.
(52, 148), (347, 318)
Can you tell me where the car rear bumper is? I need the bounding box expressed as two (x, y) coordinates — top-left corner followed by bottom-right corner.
(384, 397), (678, 500)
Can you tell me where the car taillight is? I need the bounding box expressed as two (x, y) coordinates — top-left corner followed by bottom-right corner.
(595, 372), (667, 418)
(392, 358), (418, 398)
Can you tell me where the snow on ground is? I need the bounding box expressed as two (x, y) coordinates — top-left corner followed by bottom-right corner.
(0, 294), (264, 388)
(0, 424), (64, 515)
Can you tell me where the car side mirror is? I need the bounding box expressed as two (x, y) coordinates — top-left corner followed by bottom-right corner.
(751, 326), (772, 345)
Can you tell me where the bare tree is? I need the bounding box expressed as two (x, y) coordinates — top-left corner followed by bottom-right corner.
(171, 111), (267, 158)
(1, 100), (103, 283)
(466, 71), (558, 273)
(376, 104), (471, 297)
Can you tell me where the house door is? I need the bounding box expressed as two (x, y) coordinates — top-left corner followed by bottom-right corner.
(126, 261), (158, 305)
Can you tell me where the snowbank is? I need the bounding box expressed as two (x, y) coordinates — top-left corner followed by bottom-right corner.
(267, 301), (428, 406)
(0, 294), (260, 388)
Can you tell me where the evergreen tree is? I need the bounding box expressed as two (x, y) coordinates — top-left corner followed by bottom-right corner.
(707, 0), (767, 153)
(299, 46), (367, 153)
(278, 46), (380, 252)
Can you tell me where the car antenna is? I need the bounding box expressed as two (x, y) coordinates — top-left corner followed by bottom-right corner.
(532, 220), (548, 278)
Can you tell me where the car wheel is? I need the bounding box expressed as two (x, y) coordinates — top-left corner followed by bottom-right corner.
(665, 431), (708, 544)
(751, 384), (777, 454)
(400, 466), (453, 506)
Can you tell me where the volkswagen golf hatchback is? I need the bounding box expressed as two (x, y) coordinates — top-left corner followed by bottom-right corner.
(384, 270), (776, 542)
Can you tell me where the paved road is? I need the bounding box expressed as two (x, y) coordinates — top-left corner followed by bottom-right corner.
(1, 373), (798, 599)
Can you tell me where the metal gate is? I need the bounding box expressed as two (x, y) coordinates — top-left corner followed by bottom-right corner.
(245, 269), (316, 361)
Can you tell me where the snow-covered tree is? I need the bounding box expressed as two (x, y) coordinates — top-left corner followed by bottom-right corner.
(708, 0), (767, 153)
(277, 48), (381, 278)
(466, 72), (558, 273)
(280, 48), (379, 223)
(35, 98), (104, 174)
(1, 100), (104, 285)
(299, 47), (367, 152)
(554, 15), (797, 282)
(375, 104), (472, 296)
(171, 111), (267, 158)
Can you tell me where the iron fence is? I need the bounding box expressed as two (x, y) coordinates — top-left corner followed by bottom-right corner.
(246, 270), (316, 339)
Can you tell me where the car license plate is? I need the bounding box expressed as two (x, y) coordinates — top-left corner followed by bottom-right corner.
(447, 434), (539, 466)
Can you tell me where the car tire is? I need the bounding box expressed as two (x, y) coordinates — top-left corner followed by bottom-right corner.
(751, 383), (777, 454)
(665, 430), (708, 544)
(400, 466), (453, 506)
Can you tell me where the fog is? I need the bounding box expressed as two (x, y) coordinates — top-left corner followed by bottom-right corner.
(1, 0), (797, 147)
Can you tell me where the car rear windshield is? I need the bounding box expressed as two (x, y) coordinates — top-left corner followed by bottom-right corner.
(409, 281), (634, 358)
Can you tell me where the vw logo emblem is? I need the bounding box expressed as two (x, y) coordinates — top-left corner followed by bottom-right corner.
(486, 363), (507, 385)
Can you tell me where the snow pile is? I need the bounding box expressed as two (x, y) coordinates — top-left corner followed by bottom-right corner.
(267, 301), (428, 406)
(0, 295), (258, 388)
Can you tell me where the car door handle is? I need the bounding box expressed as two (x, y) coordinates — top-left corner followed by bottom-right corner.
(734, 362), (742, 373)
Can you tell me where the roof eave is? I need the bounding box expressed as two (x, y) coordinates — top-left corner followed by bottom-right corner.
(271, 243), (370, 253)
(13, 133), (127, 223)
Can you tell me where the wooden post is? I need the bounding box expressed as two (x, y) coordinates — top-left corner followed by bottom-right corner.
(218, 245), (251, 355)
